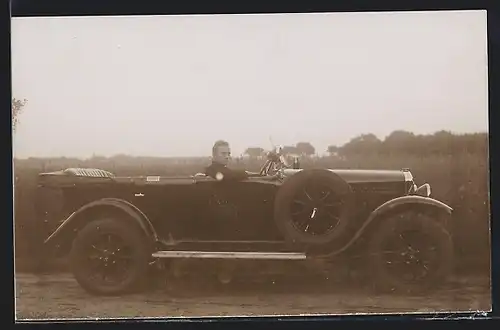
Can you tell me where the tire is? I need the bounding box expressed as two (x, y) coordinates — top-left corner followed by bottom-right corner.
(69, 217), (152, 296)
(274, 169), (354, 248)
(367, 210), (453, 294)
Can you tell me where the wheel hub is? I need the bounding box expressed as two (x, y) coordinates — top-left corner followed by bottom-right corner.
(98, 248), (121, 265)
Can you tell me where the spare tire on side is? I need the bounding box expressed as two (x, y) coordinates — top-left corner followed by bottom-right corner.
(274, 168), (354, 248)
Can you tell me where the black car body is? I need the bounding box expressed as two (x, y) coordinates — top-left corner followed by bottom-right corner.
(36, 150), (454, 295)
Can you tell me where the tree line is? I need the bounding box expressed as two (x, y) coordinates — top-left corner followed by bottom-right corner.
(12, 97), (487, 160)
(244, 131), (488, 158)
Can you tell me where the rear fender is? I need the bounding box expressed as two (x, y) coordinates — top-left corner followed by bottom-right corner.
(44, 198), (158, 250)
(320, 195), (453, 258)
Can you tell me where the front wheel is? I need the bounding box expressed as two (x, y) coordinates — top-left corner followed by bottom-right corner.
(69, 217), (152, 296)
(367, 210), (454, 294)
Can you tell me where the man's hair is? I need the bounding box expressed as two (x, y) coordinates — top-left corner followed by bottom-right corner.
(212, 140), (229, 156)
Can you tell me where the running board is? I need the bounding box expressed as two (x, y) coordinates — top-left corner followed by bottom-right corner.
(152, 250), (307, 260)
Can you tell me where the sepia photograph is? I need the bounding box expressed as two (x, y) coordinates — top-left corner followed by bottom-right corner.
(12, 10), (491, 320)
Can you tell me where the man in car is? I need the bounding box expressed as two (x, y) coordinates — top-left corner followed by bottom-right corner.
(204, 140), (250, 181)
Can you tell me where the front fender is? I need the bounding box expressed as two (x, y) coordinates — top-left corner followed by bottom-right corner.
(367, 195), (453, 221)
(318, 195), (453, 258)
(44, 198), (158, 248)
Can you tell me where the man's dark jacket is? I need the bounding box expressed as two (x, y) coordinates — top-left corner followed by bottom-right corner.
(204, 162), (249, 181)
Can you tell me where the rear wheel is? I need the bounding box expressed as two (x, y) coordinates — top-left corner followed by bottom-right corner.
(367, 210), (453, 294)
(69, 217), (151, 296)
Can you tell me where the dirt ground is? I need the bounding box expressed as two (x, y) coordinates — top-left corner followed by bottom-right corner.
(15, 272), (491, 320)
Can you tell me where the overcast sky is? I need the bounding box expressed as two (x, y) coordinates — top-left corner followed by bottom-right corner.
(11, 10), (488, 159)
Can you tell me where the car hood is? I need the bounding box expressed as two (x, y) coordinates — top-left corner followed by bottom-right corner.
(283, 168), (410, 183)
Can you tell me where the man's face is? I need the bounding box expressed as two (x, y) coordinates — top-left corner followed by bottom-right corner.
(214, 145), (231, 166)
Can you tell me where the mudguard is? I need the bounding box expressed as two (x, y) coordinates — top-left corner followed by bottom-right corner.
(318, 195), (453, 258)
(44, 198), (158, 247)
(366, 195), (453, 220)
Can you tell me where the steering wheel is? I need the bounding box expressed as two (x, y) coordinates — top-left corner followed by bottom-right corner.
(258, 145), (290, 177)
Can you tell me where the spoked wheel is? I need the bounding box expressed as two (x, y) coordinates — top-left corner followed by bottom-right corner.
(78, 233), (135, 285)
(290, 177), (348, 238)
(274, 169), (354, 249)
(367, 210), (453, 294)
(69, 218), (151, 296)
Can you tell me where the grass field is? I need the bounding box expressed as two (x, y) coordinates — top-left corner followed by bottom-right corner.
(13, 152), (491, 275)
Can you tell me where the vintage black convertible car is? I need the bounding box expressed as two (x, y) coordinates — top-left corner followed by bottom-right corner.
(36, 147), (454, 296)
